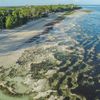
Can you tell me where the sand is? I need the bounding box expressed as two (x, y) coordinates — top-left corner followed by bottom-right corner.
(0, 12), (64, 66)
(0, 10), (87, 66)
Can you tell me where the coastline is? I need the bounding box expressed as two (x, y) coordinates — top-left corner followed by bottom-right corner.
(0, 9), (92, 100)
(0, 10), (86, 93)
(0, 9), (87, 66)
(0, 5), (100, 100)
(0, 12), (65, 66)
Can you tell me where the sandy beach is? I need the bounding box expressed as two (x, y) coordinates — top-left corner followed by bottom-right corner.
(0, 12), (65, 66)
(0, 10), (87, 66)
(0, 8), (100, 100)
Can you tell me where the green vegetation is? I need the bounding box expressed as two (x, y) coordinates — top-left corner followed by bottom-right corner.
(0, 4), (81, 29)
(6, 15), (14, 29)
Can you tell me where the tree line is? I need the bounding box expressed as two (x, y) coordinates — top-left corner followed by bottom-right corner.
(0, 4), (81, 29)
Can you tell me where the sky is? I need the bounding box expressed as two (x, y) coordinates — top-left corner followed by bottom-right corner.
(0, 0), (100, 6)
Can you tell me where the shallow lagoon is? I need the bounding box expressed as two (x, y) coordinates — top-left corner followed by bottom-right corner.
(0, 6), (100, 100)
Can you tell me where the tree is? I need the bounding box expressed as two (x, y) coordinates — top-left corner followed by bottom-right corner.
(6, 15), (15, 29)
(0, 16), (3, 29)
(1, 4), (81, 29)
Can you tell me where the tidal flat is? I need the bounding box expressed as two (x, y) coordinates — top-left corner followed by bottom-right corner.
(0, 6), (100, 100)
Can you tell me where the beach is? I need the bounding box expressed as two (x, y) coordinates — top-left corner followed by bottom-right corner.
(0, 7), (100, 100)
(0, 10), (86, 66)
(0, 12), (65, 66)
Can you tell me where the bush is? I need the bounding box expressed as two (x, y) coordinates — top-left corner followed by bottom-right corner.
(1, 5), (81, 29)
(6, 15), (14, 29)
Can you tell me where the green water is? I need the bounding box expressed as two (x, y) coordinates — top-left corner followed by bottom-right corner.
(0, 90), (29, 100)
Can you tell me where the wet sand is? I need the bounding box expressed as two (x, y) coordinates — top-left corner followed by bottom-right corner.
(0, 10), (86, 66)
(0, 12), (65, 66)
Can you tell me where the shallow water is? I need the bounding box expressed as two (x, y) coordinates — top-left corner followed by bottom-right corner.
(29, 5), (100, 99)
(0, 6), (100, 100)
(0, 90), (29, 100)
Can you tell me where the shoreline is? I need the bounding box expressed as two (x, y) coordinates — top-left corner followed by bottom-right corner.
(0, 11), (66, 66)
(0, 9), (89, 67)
(0, 8), (98, 100)
(0, 10), (86, 66)
(0, 10), (81, 66)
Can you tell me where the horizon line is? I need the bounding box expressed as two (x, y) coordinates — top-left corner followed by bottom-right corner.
(0, 4), (100, 7)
